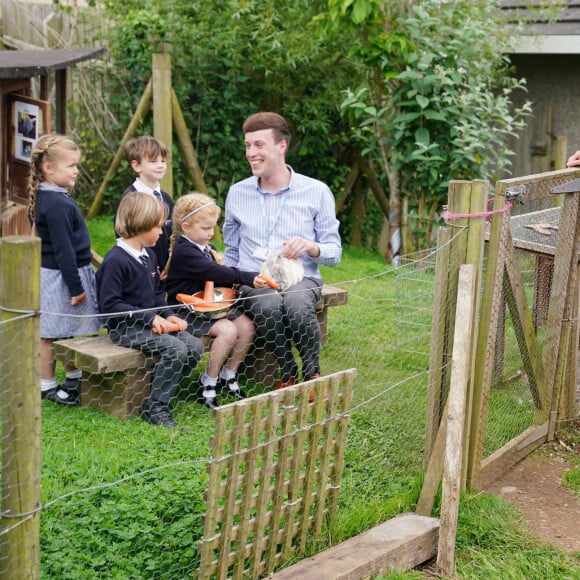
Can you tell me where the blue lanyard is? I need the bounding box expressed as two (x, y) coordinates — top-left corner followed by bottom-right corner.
(259, 192), (288, 247)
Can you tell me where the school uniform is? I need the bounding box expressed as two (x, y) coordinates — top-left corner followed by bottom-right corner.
(113, 180), (174, 272)
(96, 242), (203, 406)
(34, 183), (100, 338)
(165, 236), (258, 336)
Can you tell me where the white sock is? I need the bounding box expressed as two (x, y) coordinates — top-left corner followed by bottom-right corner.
(66, 369), (82, 380)
(41, 378), (58, 392)
(219, 367), (236, 381)
(201, 373), (217, 387)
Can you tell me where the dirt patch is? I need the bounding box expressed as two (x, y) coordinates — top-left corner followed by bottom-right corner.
(487, 442), (580, 555)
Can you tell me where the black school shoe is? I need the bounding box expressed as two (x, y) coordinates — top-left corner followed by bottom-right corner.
(63, 377), (81, 404)
(196, 383), (219, 409)
(42, 386), (78, 406)
(141, 399), (177, 428)
(219, 377), (247, 400)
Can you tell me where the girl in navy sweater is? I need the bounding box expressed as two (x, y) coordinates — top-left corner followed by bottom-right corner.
(96, 191), (203, 427)
(28, 134), (100, 406)
(165, 193), (267, 408)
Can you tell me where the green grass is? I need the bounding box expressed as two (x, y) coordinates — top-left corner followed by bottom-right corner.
(34, 218), (580, 577)
(375, 492), (579, 580)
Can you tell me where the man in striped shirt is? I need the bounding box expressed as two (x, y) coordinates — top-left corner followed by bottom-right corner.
(223, 112), (342, 390)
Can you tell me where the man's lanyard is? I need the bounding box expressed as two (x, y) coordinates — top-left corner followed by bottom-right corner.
(259, 191), (288, 248)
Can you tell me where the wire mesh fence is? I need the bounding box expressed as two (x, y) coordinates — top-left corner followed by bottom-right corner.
(0, 188), (577, 578)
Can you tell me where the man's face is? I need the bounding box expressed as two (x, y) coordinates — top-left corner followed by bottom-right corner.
(244, 128), (286, 179)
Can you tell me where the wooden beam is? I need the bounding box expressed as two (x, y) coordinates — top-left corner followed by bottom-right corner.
(152, 53), (173, 196)
(0, 236), (41, 579)
(171, 88), (207, 194)
(87, 78), (153, 219)
(437, 265), (476, 577)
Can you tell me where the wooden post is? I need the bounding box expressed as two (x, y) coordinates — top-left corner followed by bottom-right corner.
(55, 69), (68, 134)
(0, 236), (41, 580)
(425, 226), (451, 460)
(466, 186), (510, 489)
(437, 265), (476, 576)
(553, 136), (568, 171)
(171, 88), (208, 194)
(424, 180), (487, 487)
(87, 79), (153, 220)
(152, 53), (173, 196)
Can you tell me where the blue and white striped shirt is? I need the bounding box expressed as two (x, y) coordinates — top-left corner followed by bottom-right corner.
(223, 166), (342, 279)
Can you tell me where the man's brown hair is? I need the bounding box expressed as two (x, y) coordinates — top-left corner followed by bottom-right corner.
(242, 112), (291, 146)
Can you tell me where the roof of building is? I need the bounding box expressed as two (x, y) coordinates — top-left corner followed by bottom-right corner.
(503, 1), (580, 35)
(0, 47), (106, 79)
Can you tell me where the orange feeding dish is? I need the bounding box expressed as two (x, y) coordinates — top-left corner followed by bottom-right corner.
(176, 281), (236, 319)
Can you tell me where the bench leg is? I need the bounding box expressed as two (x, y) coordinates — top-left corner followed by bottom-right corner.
(82, 366), (151, 419)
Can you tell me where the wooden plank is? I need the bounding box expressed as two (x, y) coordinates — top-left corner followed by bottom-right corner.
(466, 187), (512, 489)
(326, 372), (354, 518)
(269, 513), (439, 580)
(543, 192), (580, 415)
(478, 422), (549, 490)
(425, 226), (452, 459)
(54, 335), (149, 374)
(498, 168), (579, 203)
(216, 404), (246, 579)
(556, 225), (580, 420)
(231, 398), (266, 579)
(503, 239), (546, 411)
(461, 180), (488, 489)
(0, 48), (106, 78)
(437, 265), (476, 576)
(320, 284), (348, 307)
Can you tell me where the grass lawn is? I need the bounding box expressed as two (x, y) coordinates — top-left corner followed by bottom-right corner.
(34, 216), (579, 578)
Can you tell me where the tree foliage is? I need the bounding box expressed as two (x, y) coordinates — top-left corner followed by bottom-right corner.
(75, 0), (359, 215)
(72, 0), (535, 253)
(326, 0), (532, 251)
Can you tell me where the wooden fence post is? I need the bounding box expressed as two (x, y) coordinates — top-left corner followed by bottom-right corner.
(437, 264), (476, 577)
(0, 236), (41, 579)
(152, 52), (173, 196)
(423, 181), (487, 478)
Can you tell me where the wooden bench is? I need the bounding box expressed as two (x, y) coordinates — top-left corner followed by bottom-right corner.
(53, 285), (348, 419)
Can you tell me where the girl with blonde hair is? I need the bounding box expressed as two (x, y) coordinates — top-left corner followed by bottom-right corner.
(28, 134), (101, 406)
(165, 193), (267, 408)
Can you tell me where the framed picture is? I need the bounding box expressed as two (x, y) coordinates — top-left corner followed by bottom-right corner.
(9, 94), (51, 163)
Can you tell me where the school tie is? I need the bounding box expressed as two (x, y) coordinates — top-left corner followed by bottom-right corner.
(152, 190), (162, 201)
(140, 254), (149, 268)
(203, 247), (213, 261)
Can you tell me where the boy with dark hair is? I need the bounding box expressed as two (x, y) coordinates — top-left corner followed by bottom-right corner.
(114, 135), (174, 277)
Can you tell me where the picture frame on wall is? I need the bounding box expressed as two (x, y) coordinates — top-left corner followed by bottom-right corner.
(9, 94), (50, 163)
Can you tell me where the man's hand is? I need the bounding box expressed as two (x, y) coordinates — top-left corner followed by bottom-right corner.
(566, 150), (580, 168)
(281, 237), (319, 260)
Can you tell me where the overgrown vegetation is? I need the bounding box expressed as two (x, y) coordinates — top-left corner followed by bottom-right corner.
(67, 0), (537, 255)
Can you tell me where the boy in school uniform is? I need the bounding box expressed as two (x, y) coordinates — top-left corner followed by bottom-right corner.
(114, 135), (174, 277)
(98, 191), (203, 427)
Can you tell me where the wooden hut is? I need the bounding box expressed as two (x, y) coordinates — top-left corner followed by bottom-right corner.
(0, 47), (105, 235)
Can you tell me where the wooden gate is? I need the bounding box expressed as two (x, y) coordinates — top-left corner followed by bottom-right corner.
(467, 169), (580, 489)
(197, 369), (356, 579)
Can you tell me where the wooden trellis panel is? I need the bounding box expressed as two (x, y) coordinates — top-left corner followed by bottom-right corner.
(198, 369), (356, 580)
